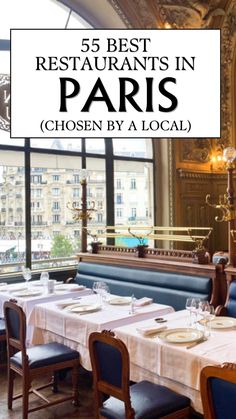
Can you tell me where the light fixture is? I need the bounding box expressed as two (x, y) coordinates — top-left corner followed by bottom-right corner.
(206, 146), (236, 266)
(67, 169), (96, 253)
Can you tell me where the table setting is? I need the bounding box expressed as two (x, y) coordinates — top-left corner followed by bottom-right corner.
(113, 306), (236, 414)
(29, 291), (174, 370)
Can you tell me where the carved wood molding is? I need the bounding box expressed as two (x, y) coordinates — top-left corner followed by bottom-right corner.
(177, 169), (228, 180)
(221, 0), (236, 149)
(98, 244), (193, 260)
(108, 0), (229, 28)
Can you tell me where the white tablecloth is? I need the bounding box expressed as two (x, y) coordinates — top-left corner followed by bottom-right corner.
(113, 310), (236, 413)
(29, 294), (174, 369)
(0, 282), (92, 343)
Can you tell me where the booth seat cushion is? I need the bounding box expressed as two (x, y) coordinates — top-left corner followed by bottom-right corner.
(75, 262), (212, 311)
(226, 281), (236, 318)
(100, 380), (190, 419)
(11, 342), (80, 369)
(77, 263), (210, 293)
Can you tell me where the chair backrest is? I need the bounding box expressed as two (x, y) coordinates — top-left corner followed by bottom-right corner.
(89, 330), (132, 412)
(226, 281), (236, 317)
(200, 363), (236, 419)
(4, 301), (27, 360)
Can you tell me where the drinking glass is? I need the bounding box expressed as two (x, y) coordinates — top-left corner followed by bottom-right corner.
(100, 283), (110, 306)
(92, 281), (107, 304)
(191, 298), (200, 325)
(205, 305), (215, 336)
(40, 271), (49, 285)
(22, 267), (31, 289)
(40, 272), (49, 293)
(199, 300), (210, 336)
(185, 298), (194, 326)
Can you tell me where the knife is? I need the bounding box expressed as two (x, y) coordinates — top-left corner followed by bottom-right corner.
(186, 337), (207, 349)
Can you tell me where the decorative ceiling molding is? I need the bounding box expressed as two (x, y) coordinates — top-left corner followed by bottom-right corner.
(158, 0), (225, 28)
(108, 0), (228, 28)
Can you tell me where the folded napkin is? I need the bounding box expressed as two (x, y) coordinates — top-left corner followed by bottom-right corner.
(134, 297), (153, 307)
(136, 324), (167, 336)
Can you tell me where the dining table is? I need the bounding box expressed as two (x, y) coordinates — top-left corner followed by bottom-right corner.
(29, 293), (174, 369)
(113, 309), (236, 414)
(0, 280), (92, 344)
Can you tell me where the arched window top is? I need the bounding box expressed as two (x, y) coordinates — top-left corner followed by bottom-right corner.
(113, 138), (153, 159)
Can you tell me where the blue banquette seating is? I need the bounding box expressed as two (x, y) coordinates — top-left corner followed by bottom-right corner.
(75, 262), (212, 311)
(215, 280), (236, 317)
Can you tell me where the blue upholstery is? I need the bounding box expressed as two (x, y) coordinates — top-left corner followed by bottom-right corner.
(101, 380), (190, 419)
(95, 341), (123, 388)
(0, 39), (10, 51)
(226, 282), (236, 318)
(75, 262), (212, 311)
(7, 309), (21, 340)
(11, 342), (80, 369)
(0, 319), (6, 336)
(210, 377), (236, 419)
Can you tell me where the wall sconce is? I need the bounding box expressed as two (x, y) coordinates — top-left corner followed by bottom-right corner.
(206, 146), (236, 266)
(67, 169), (97, 253)
(210, 150), (224, 171)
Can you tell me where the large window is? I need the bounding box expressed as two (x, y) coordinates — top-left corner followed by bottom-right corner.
(0, 0), (154, 274)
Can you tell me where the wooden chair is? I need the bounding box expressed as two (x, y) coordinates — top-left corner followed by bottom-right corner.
(89, 330), (191, 419)
(0, 318), (6, 368)
(4, 300), (80, 419)
(64, 277), (75, 284)
(215, 280), (236, 316)
(200, 363), (236, 419)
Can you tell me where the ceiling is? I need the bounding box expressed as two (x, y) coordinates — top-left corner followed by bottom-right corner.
(107, 0), (234, 29)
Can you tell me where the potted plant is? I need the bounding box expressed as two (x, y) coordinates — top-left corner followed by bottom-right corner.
(136, 237), (148, 258)
(87, 231), (102, 254)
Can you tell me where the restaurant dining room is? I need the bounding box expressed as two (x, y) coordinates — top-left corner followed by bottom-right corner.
(1, 0), (236, 418)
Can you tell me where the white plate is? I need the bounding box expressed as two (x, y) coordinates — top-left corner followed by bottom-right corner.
(32, 280), (63, 286)
(0, 283), (8, 291)
(68, 303), (101, 314)
(108, 297), (132, 305)
(205, 316), (236, 329)
(12, 290), (43, 297)
(158, 328), (204, 344)
(55, 284), (85, 292)
(8, 285), (28, 292)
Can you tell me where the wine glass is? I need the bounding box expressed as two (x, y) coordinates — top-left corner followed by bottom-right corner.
(92, 281), (101, 294)
(191, 298), (200, 325)
(22, 267), (31, 288)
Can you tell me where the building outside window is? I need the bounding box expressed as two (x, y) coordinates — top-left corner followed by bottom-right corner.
(116, 179), (122, 189)
(116, 193), (123, 204)
(52, 188), (60, 196)
(52, 214), (60, 224)
(131, 208), (137, 219)
(0, 1), (154, 274)
(130, 178), (136, 189)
